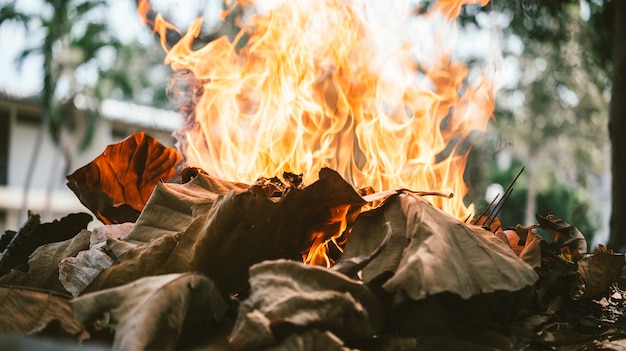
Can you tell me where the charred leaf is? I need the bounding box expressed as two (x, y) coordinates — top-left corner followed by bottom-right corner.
(0, 212), (91, 276)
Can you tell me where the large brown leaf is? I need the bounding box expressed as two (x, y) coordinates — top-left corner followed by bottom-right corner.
(0, 286), (87, 340)
(72, 273), (228, 351)
(0, 230), (91, 294)
(66, 132), (182, 224)
(228, 260), (384, 350)
(341, 192), (538, 300)
(570, 246), (626, 299)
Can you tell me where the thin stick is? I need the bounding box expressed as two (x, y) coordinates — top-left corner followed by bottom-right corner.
(486, 186), (513, 227)
(485, 166), (525, 227)
(476, 193), (500, 221)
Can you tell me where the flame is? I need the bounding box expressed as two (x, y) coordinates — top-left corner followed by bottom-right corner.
(138, 0), (496, 265)
(304, 204), (353, 267)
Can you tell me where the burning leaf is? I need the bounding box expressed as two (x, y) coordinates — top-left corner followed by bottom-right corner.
(0, 212), (92, 276)
(0, 229), (91, 294)
(537, 212), (587, 253)
(330, 222), (392, 280)
(338, 195), (408, 283)
(190, 168), (365, 292)
(570, 248), (626, 299)
(59, 223), (134, 297)
(0, 286), (88, 340)
(66, 132), (182, 225)
(228, 260), (384, 350)
(72, 272), (228, 351)
(83, 168), (364, 295)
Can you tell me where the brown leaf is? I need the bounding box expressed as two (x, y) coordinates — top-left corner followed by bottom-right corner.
(498, 228), (542, 269)
(570, 250), (626, 299)
(537, 212), (587, 253)
(59, 223), (134, 297)
(343, 192), (538, 300)
(338, 194), (408, 283)
(72, 273), (228, 351)
(66, 132), (182, 224)
(518, 231), (543, 269)
(228, 260), (384, 350)
(0, 286), (88, 340)
(81, 173), (249, 293)
(0, 230), (91, 294)
(190, 168), (365, 292)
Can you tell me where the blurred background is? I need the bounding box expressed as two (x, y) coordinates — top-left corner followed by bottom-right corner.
(0, 0), (614, 248)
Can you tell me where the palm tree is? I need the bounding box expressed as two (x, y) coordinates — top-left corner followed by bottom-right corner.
(1, 0), (121, 221)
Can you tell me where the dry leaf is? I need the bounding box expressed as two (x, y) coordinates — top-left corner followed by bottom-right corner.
(0, 286), (88, 340)
(66, 132), (182, 224)
(72, 273), (228, 351)
(79, 172), (248, 293)
(123, 170), (248, 245)
(190, 168), (365, 293)
(383, 193), (538, 300)
(497, 229), (542, 269)
(570, 250), (626, 299)
(0, 230), (91, 294)
(518, 231), (543, 269)
(536, 213), (587, 253)
(228, 260), (384, 350)
(338, 195), (408, 283)
(59, 223), (134, 297)
(0, 212), (92, 276)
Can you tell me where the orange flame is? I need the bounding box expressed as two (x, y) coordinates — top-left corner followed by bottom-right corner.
(138, 0), (495, 265)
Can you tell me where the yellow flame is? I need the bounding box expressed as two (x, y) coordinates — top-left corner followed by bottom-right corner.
(139, 0), (495, 265)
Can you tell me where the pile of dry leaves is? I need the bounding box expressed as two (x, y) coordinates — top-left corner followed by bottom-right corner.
(0, 132), (625, 351)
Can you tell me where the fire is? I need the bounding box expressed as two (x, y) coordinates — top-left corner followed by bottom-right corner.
(138, 0), (495, 265)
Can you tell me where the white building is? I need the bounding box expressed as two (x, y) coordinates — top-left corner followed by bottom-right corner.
(0, 93), (182, 232)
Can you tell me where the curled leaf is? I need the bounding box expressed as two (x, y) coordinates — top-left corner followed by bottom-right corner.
(0, 286), (88, 340)
(66, 132), (182, 224)
(536, 213), (587, 253)
(228, 260), (384, 350)
(72, 273), (228, 351)
(59, 223), (134, 297)
(570, 249), (626, 299)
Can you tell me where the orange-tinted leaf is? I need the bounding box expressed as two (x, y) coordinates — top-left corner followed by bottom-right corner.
(66, 132), (182, 224)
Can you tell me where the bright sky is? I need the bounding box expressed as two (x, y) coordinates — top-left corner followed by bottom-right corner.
(0, 0), (222, 96)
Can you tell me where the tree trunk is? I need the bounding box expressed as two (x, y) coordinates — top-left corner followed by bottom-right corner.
(607, 1), (626, 250)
